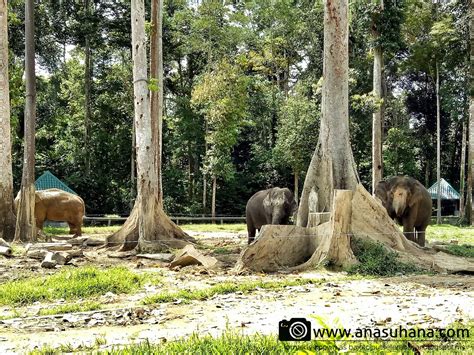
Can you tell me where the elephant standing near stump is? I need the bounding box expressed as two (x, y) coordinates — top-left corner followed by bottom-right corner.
(245, 187), (297, 244)
(15, 188), (85, 240)
(374, 176), (432, 247)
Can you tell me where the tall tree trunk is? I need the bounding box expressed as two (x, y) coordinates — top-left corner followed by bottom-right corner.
(14, 0), (36, 243)
(296, 0), (358, 227)
(84, 0), (92, 176)
(202, 121), (208, 214)
(294, 171), (299, 204)
(371, 46), (383, 193)
(460, 120), (466, 217)
(436, 60), (441, 224)
(130, 120), (136, 210)
(0, 0), (15, 241)
(107, 0), (191, 252)
(150, 0), (163, 204)
(371, 0), (384, 194)
(467, 0), (474, 225)
(211, 176), (216, 223)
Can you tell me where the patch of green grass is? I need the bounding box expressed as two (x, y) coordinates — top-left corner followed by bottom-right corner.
(143, 278), (319, 305)
(38, 301), (102, 316)
(212, 246), (235, 254)
(0, 267), (160, 306)
(441, 244), (474, 258)
(427, 224), (474, 245)
(30, 322), (474, 354)
(180, 223), (246, 233)
(348, 238), (423, 276)
(44, 226), (121, 235)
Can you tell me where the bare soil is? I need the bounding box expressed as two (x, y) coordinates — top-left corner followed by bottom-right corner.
(0, 231), (472, 353)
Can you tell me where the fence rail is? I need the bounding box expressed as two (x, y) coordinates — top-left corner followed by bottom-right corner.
(83, 215), (246, 226)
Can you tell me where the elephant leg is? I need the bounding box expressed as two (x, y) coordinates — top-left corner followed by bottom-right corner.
(415, 225), (428, 247)
(402, 218), (416, 243)
(68, 222), (75, 235)
(247, 224), (256, 245)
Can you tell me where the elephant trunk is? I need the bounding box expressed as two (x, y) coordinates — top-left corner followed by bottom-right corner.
(272, 210), (283, 224)
(392, 199), (406, 217)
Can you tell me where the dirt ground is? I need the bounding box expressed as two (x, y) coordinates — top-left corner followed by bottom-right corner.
(0, 230), (473, 353)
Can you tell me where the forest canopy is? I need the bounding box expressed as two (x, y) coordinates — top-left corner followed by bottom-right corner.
(6, 0), (470, 216)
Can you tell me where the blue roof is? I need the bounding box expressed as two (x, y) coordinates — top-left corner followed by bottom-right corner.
(35, 171), (77, 195)
(428, 178), (460, 200)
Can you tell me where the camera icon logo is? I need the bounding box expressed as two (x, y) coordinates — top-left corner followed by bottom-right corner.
(279, 318), (312, 341)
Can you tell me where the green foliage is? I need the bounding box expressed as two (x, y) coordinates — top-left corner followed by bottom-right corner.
(0, 267), (160, 306)
(442, 244), (474, 259)
(348, 238), (423, 276)
(427, 224), (474, 245)
(274, 85), (319, 175)
(383, 127), (418, 177)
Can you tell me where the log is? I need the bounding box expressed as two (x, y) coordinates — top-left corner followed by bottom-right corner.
(85, 236), (106, 246)
(41, 251), (71, 268)
(67, 236), (89, 246)
(25, 243), (73, 252)
(170, 245), (218, 269)
(233, 225), (320, 273)
(0, 238), (11, 248)
(27, 249), (47, 260)
(0, 246), (12, 257)
(136, 253), (174, 262)
(307, 212), (331, 227)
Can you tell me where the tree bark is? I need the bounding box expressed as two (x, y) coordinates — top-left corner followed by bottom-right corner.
(84, 0), (92, 176)
(436, 60), (441, 224)
(0, 0), (15, 241)
(372, 46), (383, 193)
(130, 120), (136, 210)
(294, 171), (299, 204)
(14, 0), (36, 243)
(150, 0), (163, 204)
(106, 0), (192, 252)
(296, 0), (358, 227)
(468, 0), (474, 225)
(211, 175), (216, 223)
(460, 120), (466, 217)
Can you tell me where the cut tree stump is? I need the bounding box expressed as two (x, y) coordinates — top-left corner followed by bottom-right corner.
(307, 212), (331, 227)
(235, 184), (474, 274)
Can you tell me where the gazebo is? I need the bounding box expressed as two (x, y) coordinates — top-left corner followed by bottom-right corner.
(35, 171), (77, 195)
(427, 178), (460, 216)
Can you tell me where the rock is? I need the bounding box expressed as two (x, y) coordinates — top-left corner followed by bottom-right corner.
(169, 245), (218, 269)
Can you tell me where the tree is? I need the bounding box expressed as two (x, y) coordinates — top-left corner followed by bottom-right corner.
(106, 0), (191, 252)
(371, 0), (384, 193)
(467, 0), (474, 224)
(273, 87), (319, 203)
(150, 0), (163, 204)
(14, 0), (36, 243)
(0, 0), (15, 241)
(191, 60), (249, 220)
(296, 0), (359, 227)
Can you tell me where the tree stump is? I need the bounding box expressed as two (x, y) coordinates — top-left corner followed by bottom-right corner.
(235, 184), (474, 274)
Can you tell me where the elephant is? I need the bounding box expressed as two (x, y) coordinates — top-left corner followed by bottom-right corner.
(374, 176), (432, 247)
(245, 187), (297, 244)
(14, 188), (85, 239)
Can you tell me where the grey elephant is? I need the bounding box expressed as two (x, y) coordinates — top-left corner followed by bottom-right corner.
(245, 187), (298, 244)
(374, 176), (432, 247)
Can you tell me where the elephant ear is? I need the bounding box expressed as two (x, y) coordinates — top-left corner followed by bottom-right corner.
(408, 183), (422, 208)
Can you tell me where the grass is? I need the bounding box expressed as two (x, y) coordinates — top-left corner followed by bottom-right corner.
(0, 266), (160, 306)
(427, 224), (474, 245)
(38, 301), (102, 316)
(142, 278), (320, 305)
(180, 223), (247, 233)
(44, 226), (121, 235)
(348, 237), (423, 276)
(441, 244), (474, 258)
(29, 321), (474, 354)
